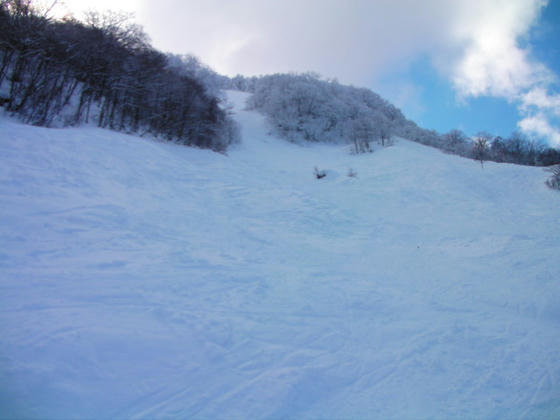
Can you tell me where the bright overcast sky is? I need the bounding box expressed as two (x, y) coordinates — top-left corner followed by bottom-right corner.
(57, 0), (560, 146)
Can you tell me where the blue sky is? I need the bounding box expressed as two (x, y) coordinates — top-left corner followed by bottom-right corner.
(60, 0), (560, 146)
(377, 1), (560, 141)
(377, 56), (524, 138)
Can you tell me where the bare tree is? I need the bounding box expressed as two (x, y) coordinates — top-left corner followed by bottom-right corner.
(348, 115), (375, 154)
(473, 132), (492, 167)
(347, 168), (357, 178)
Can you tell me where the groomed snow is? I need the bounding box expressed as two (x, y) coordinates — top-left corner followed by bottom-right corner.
(1, 91), (559, 418)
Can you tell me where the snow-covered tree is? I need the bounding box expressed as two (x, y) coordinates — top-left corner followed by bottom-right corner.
(473, 132), (492, 167)
(246, 73), (403, 147)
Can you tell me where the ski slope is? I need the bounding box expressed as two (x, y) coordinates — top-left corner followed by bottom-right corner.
(1, 91), (559, 419)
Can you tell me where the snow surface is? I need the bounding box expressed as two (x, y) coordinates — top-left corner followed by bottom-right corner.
(1, 91), (559, 419)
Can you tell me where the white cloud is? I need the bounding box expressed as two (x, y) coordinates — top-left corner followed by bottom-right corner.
(133, 0), (458, 82)
(444, 0), (560, 145)
(452, 37), (547, 99)
(521, 87), (560, 116)
(519, 114), (560, 146)
(449, 0), (550, 98)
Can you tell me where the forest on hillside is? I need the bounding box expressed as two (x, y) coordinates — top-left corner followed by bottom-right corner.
(0, 0), (238, 151)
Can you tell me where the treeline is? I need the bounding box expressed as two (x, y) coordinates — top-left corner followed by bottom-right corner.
(225, 73), (560, 166)
(440, 130), (560, 167)
(0, 0), (238, 151)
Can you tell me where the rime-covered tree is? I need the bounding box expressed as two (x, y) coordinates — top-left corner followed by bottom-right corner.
(473, 132), (492, 167)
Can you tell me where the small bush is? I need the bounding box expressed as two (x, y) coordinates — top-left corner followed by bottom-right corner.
(314, 167), (326, 179)
(545, 165), (560, 190)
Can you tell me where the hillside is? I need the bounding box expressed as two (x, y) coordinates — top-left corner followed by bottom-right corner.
(1, 91), (559, 419)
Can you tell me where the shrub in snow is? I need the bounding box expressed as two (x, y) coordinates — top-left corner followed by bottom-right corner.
(545, 165), (560, 190)
(314, 167), (327, 179)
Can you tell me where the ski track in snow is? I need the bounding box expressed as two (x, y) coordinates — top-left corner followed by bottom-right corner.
(1, 91), (560, 419)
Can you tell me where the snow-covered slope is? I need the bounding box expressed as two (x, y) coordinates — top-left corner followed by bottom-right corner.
(1, 91), (559, 419)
